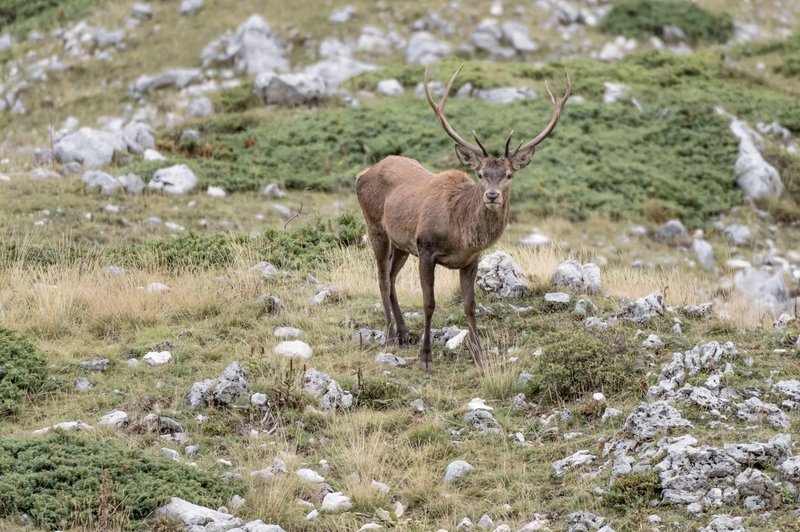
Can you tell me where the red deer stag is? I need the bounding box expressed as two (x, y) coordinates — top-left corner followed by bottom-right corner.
(356, 65), (571, 369)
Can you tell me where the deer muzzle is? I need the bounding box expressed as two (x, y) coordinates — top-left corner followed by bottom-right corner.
(484, 190), (502, 210)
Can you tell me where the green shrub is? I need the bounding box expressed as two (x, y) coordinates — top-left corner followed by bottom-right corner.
(777, 51), (800, 77)
(177, 52), (800, 225)
(0, 0), (105, 32)
(0, 432), (240, 530)
(355, 375), (406, 410)
(601, 0), (734, 44)
(216, 83), (260, 114)
(114, 211), (365, 271)
(0, 327), (51, 418)
(403, 423), (450, 447)
(604, 470), (662, 511)
(526, 329), (644, 404)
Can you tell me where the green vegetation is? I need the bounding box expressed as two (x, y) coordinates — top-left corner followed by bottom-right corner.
(0, 0), (107, 33)
(215, 82), (261, 114)
(601, 0), (734, 44)
(604, 470), (662, 511)
(4, 211), (364, 271)
(115, 210), (364, 270)
(158, 52), (800, 225)
(0, 432), (240, 530)
(0, 326), (51, 418)
(526, 329), (644, 404)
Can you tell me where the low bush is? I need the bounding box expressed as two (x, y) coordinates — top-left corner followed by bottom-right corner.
(0, 432), (240, 530)
(216, 82), (260, 114)
(0, 0), (105, 32)
(526, 329), (644, 404)
(114, 211), (365, 271)
(604, 470), (662, 511)
(600, 0), (734, 44)
(0, 326), (51, 418)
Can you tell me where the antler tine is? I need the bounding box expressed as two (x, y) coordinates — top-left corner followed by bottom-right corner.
(472, 130), (489, 157)
(517, 68), (572, 152)
(504, 130), (515, 158)
(423, 64), (484, 157)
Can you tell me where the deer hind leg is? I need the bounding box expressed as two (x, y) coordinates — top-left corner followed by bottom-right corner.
(460, 260), (483, 366)
(388, 248), (410, 346)
(418, 251), (436, 370)
(368, 228), (396, 344)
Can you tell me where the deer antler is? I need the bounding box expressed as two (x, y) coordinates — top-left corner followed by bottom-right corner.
(424, 65), (486, 157)
(512, 69), (572, 156)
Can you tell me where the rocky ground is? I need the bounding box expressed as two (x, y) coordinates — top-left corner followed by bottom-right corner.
(1, 0), (800, 531)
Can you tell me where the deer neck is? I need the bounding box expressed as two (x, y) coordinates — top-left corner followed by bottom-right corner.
(455, 182), (510, 250)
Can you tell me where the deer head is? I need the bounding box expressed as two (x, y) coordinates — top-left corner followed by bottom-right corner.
(424, 65), (571, 211)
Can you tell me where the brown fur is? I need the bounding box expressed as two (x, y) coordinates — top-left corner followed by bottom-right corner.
(356, 154), (516, 369)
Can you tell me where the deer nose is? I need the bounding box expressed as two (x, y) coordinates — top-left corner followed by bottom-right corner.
(485, 191), (500, 202)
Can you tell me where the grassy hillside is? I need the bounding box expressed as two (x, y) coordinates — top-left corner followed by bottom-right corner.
(1, 0), (800, 530)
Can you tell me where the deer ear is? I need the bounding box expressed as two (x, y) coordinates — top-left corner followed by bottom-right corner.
(509, 145), (535, 172)
(454, 144), (481, 170)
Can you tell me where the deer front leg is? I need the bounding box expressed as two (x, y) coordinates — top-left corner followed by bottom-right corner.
(460, 260), (483, 366)
(418, 252), (436, 370)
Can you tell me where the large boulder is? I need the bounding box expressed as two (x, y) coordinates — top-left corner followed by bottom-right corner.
(130, 69), (203, 95)
(476, 250), (529, 298)
(654, 219), (688, 244)
(83, 170), (121, 195)
(148, 164), (198, 194)
(501, 21), (537, 52)
(54, 128), (128, 168)
(617, 291), (664, 323)
(733, 268), (790, 314)
(187, 361), (250, 408)
(302, 55), (377, 85)
(122, 121), (155, 153)
(405, 31), (451, 65)
(201, 15), (289, 76)
(551, 260), (601, 294)
(254, 73), (332, 106)
(157, 497), (242, 529)
(475, 87), (536, 104)
(721, 110), (783, 200)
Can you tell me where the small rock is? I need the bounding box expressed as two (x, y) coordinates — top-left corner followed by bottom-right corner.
(374, 352), (407, 367)
(143, 351), (172, 366)
(544, 292), (571, 305)
(321, 492), (352, 513)
(81, 359), (110, 371)
(98, 410), (129, 428)
(654, 219), (689, 244)
(273, 326), (302, 338)
(553, 450), (596, 477)
(296, 468), (324, 483)
(274, 341), (312, 359)
(160, 447), (180, 461)
(75, 378), (93, 391)
(444, 460), (474, 483)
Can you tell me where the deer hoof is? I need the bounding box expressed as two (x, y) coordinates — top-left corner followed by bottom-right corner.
(419, 359), (433, 370)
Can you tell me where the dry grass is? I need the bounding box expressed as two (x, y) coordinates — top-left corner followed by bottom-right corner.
(0, 216), (795, 530)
